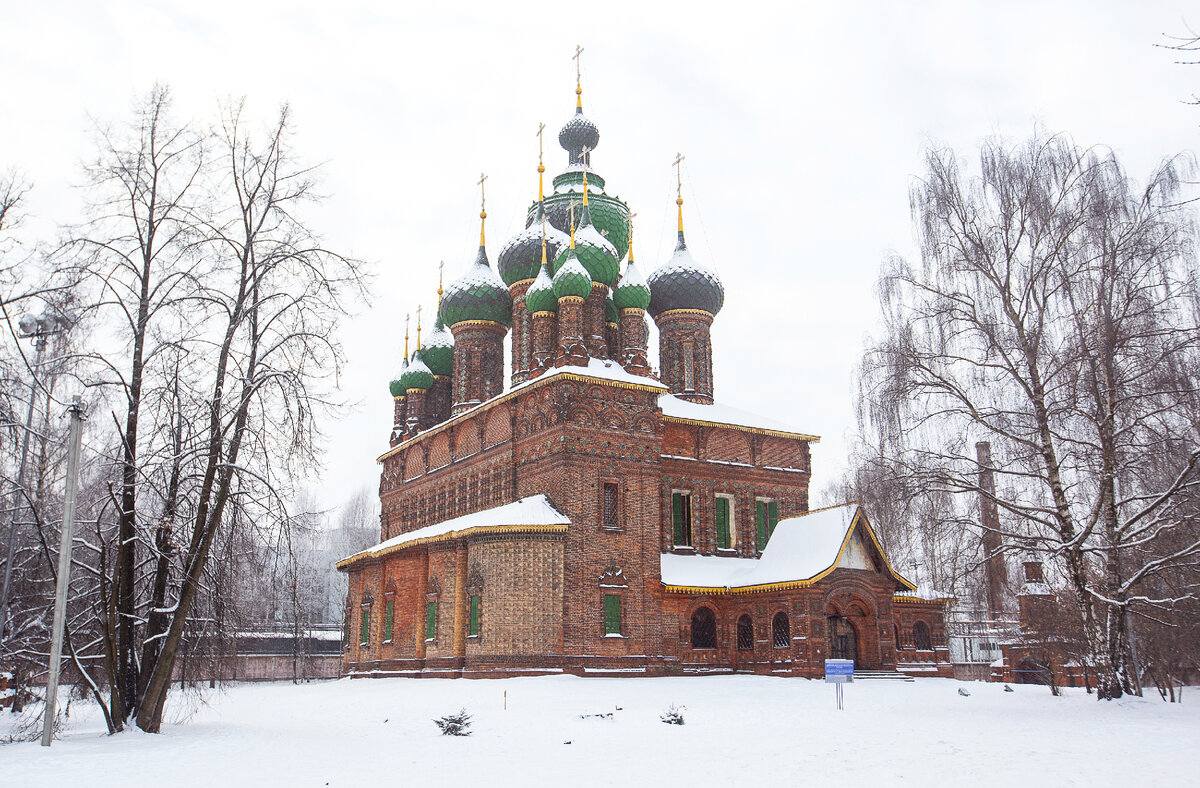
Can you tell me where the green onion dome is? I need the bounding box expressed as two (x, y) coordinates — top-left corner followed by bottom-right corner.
(403, 352), (435, 391)
(540, 178), (630, 261)
(389, 356), (409, 398)
(647, 230), (724, 319)
(419, 312), (455, 376)
(498, 202), (569, 287)
(605, 291), (619, 324)
(552, 248), (593, 301)
(440, 245), (513, 328)
(613, 258), (651, 311)
(525, 258), (558, 314)
(553, 204), (618, 286)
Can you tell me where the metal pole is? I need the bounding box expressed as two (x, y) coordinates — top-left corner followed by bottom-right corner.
(41, 397), (85, 747)
(0, 336), (46, 652)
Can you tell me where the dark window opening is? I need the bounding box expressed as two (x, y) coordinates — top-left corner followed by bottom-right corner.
(691, 607), (716, 649)
(672, 492), (693, 547)
(773, 612), (790, 648)
(737, 615), (754, 651)
(384, 600), (394, 642)
(603, 482), (619, 529)
(913, 620), (932, 651)
(360, 608), (370, 645)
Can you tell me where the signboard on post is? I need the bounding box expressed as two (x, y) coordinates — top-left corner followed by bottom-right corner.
(825, 659), (854, 710)
(825, 659), (854, 683)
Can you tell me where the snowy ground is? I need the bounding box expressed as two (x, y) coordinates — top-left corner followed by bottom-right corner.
(3, 675), (1197, 787)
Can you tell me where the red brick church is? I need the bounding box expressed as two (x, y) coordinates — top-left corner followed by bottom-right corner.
(338, 73), (952, 679)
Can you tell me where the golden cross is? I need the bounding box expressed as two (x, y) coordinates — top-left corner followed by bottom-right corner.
(573, 45), (584, 84)
(416, 305), (423, 349)
(673, 153), (685, 199)
(537, 122), (546, 162)
(437, 260), (444, 302)
(478, 172), (488, 213)
(628, 211), (637, 259)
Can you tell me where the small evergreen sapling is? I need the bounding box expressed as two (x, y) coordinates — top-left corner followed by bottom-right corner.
(433, 708), (473, 736)
(660, 704), (685, 725)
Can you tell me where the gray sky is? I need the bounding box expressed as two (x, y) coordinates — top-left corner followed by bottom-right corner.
(3, 1), (1198, 512)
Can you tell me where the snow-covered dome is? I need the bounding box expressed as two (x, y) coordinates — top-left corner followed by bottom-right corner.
(440, 245), (513, 328)
(647, 220), (724, 319)
(498, 201), (569, 287)
(613, 258), (651, 311)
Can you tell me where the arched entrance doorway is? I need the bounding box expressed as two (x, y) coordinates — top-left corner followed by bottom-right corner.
(827, 616), (857, 662)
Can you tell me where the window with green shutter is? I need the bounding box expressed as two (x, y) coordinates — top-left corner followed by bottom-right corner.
(756, 499), (767, 551)
(469, 595), (481, 637)
(425, 601), (437, 640)
(604, 594), (621, 635)
(384, 600), (394, 642)
(715, 497), (731, 549)
(672, 491), (692, 546)
(360, 608), (370, 645)
(768, 501), (780, 538)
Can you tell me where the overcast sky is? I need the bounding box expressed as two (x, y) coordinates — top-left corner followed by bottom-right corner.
(3, 1), (1198, 514)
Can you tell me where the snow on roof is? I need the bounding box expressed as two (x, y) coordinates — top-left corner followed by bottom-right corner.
(661, 503), (871, 590)
(532, 358), (667, 390)
(338, 495), (570, 568)
(658, 394), (818, 439)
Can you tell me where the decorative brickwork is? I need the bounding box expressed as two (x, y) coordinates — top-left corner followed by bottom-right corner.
(509, 281), (534, 385)
(655, 309), (714, 404)
(530, 311), (557, 373)
(618, 308), (651, 376)
(555, 296), (588, 367)
(450, 321), (507, 414)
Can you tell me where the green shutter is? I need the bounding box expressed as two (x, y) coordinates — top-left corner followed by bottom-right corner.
(360, 609), (370, 644)
(469, 595), (480, 637)
(672, 493), (684, 545)
(385, 600), (394, 641)
(425, 601), (437, 640)
(715, 497), (730, 549)
(768, 501), (780, 539)
(756, 500), (767, 551)
(604, 594), (621, 635)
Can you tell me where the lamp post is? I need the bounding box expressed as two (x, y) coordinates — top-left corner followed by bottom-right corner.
(0, 309), (72, 653)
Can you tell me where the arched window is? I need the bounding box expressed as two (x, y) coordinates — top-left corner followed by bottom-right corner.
(772, 612), (790, 648)
(737, 615), (754, 650)
(691, 607), (717, 649)
(913, 620), (932, 651)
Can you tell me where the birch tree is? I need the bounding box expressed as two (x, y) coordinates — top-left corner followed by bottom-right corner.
(855, 131), (1200, 699)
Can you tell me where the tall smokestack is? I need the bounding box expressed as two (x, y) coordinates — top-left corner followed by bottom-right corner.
(976, 441), (1008, 618)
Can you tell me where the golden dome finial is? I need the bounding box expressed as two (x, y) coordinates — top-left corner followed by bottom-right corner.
(437, 260), (444, 306)
(569, 198), (577, 249)
(415, 305), (423, 350)
(404, 313), (410, 358)
(573, 45), (584, 109)
(673, 153), (685, 234)
(628, 212), (637, 263)
(536, 122), (546, 201)
(478, 171), (488, 247)
(581, 146), (591, 207)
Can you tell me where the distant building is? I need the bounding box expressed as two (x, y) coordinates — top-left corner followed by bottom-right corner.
(337, 72), (951, 679)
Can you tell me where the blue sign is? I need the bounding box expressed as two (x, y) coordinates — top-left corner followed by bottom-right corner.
(825, 659), (854, 683)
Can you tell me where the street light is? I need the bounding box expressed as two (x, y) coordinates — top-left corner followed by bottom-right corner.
(0, 309), (74, 653)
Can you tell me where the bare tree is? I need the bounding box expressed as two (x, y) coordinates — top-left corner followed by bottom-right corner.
(854, 131), (1200, 699)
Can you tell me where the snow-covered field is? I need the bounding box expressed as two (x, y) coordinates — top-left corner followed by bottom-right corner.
(4, 675), (1197, 786)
